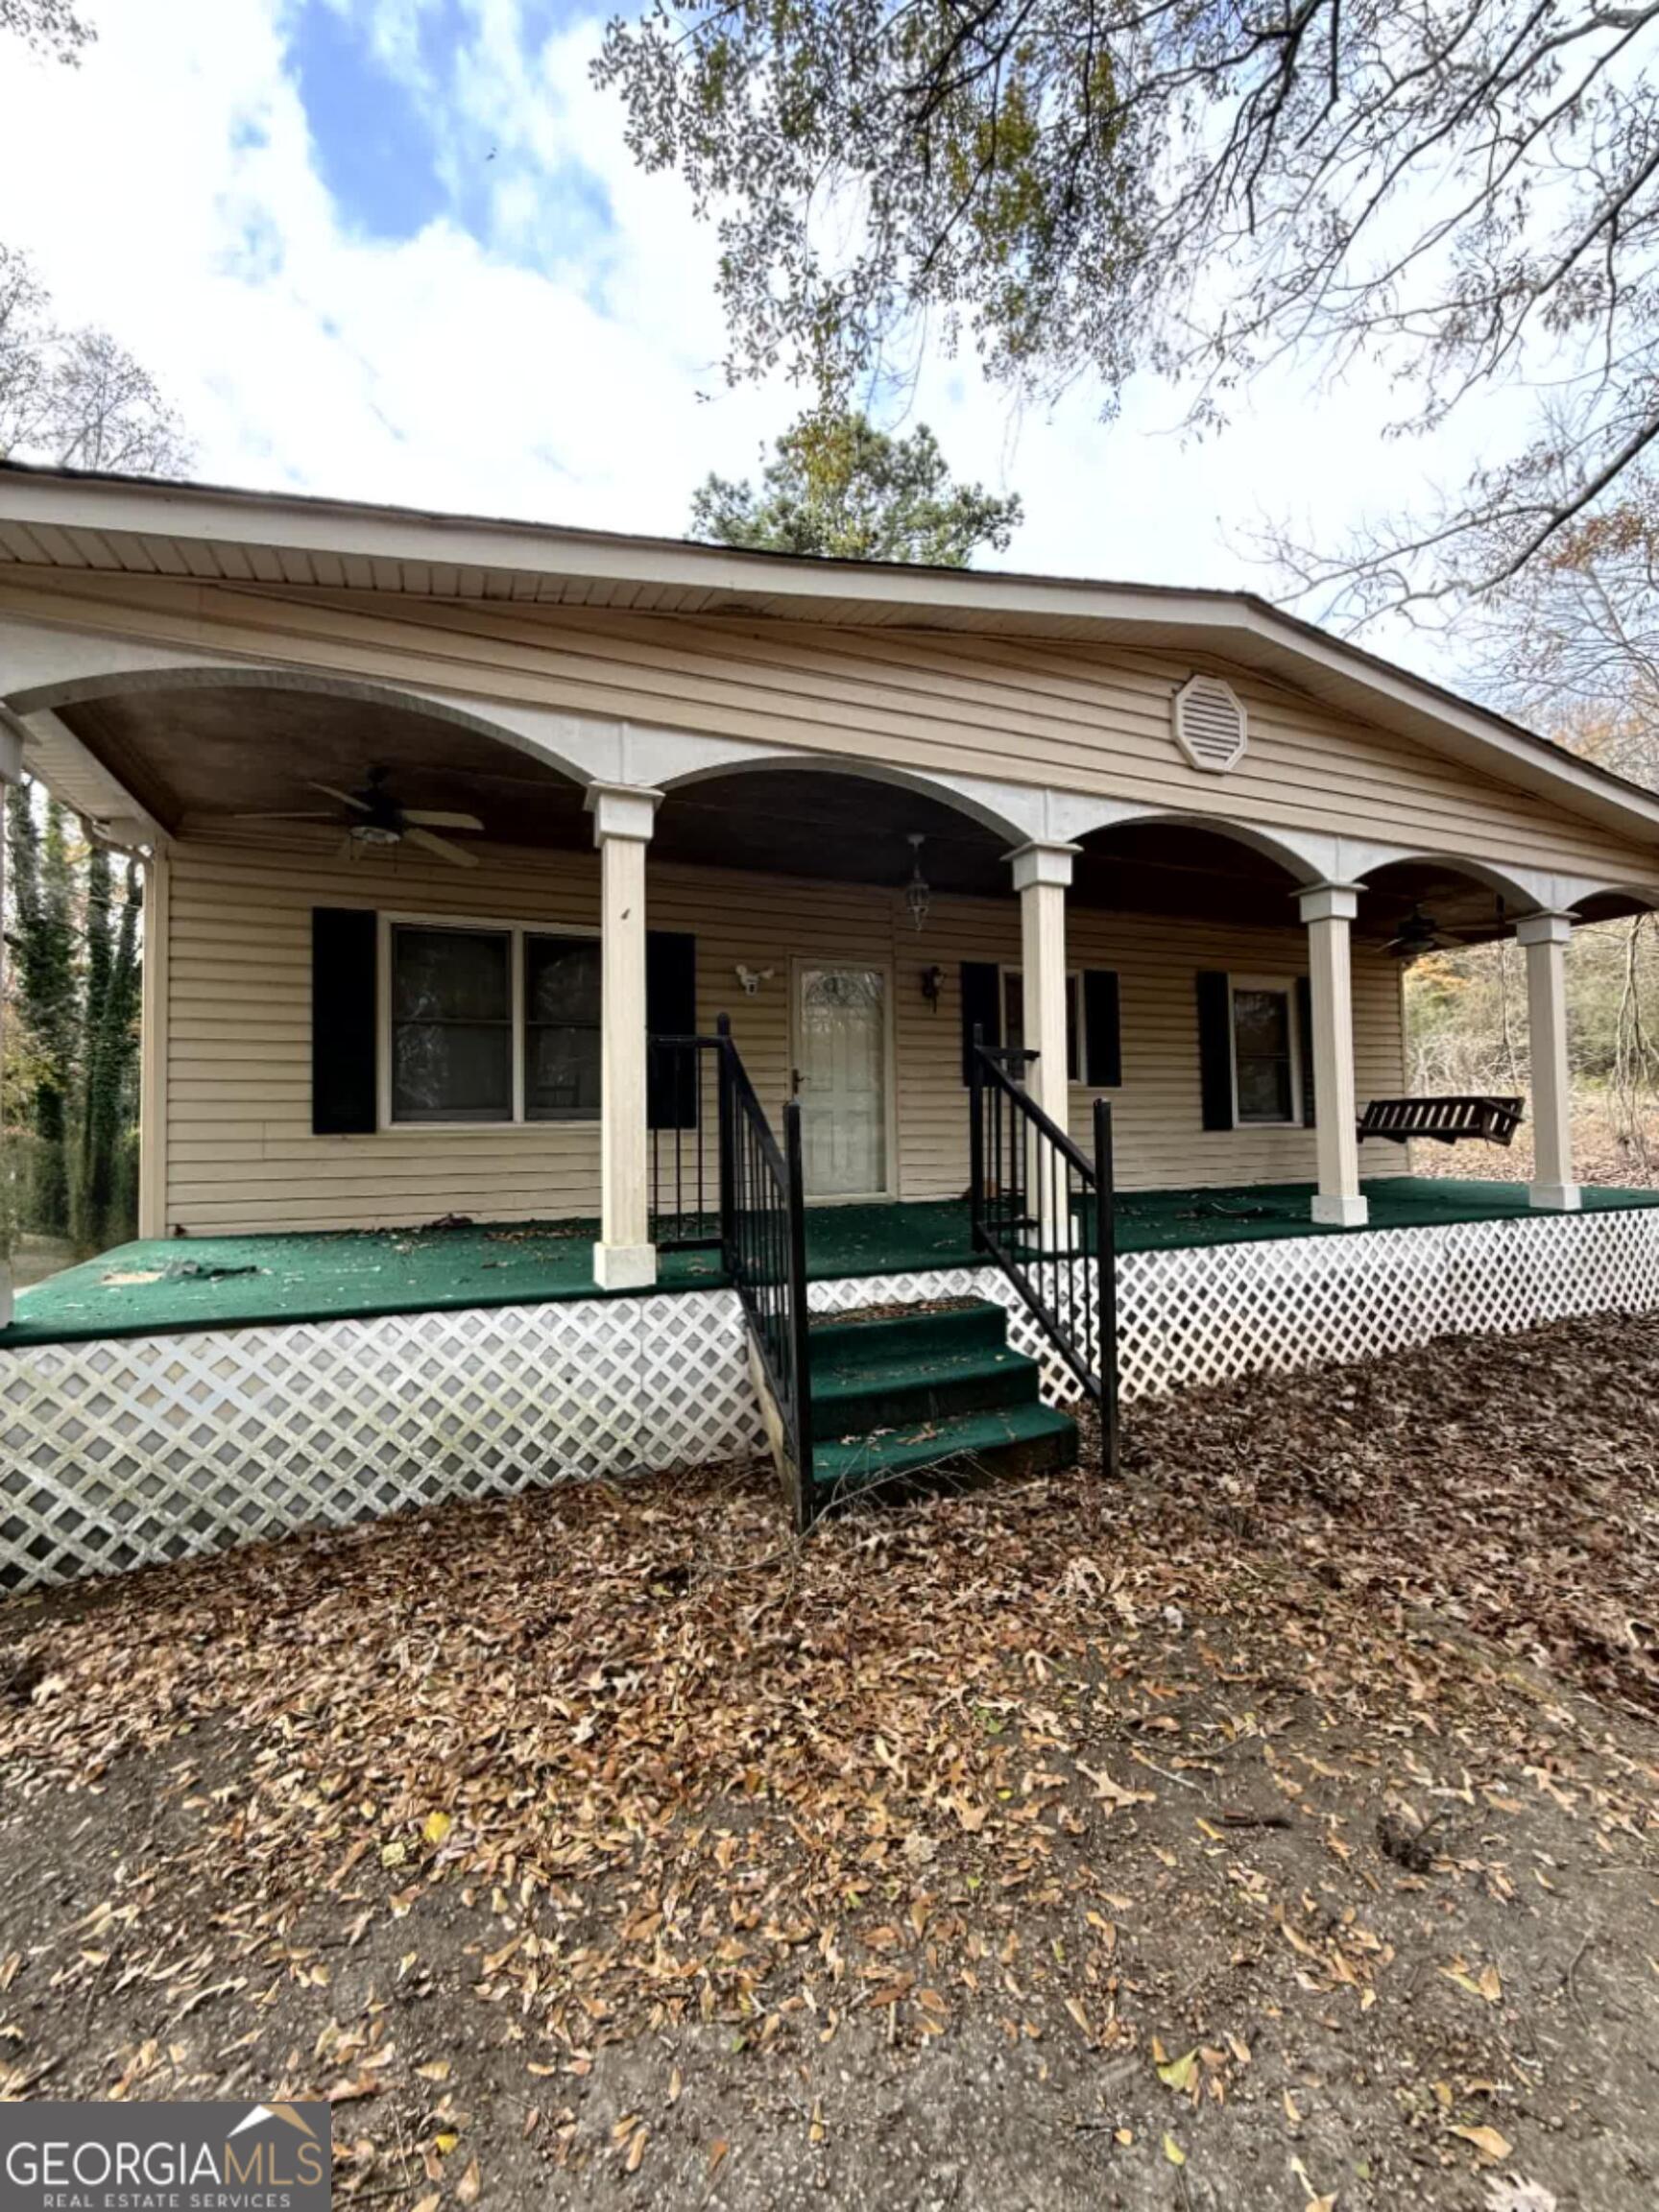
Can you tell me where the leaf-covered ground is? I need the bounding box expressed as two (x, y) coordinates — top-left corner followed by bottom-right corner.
(1408, 1098), (1659, 1190)
(4, 1313), (1659, 2210)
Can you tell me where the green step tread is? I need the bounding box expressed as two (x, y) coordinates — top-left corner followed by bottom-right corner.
(807, 1299), (1008, 1372)
(809, 1399), (1078, 1496)
(809, 1343), (1041, 1440)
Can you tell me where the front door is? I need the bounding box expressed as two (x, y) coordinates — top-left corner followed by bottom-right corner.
(794, 963), (891, 1199)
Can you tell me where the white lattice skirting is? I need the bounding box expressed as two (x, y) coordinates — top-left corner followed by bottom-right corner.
(6, 1207), (1659, 1589)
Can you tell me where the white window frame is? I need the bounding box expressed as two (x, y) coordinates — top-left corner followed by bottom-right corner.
(998, 966), (1088, 1088)
(1227, 972), (1305, 1129)
(376, 911), (601, 1133)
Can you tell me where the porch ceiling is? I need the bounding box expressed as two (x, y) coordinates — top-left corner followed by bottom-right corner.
(57, 684), (589, 846)
(41, 690), (1596, 940)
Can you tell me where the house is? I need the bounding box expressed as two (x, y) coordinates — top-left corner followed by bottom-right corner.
(3, 462), (1659, 1584)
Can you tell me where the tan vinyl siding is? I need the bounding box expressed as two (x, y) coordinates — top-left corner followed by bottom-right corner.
(160, 830), (1407, 1235)
(12, 567), (1659, 884)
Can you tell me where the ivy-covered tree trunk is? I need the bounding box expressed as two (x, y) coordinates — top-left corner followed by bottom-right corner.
(74, 852), (142, 1253)
(6, 781), (78, 1237)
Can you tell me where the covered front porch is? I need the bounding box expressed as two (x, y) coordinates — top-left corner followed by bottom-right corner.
(7, 1172), (1659, 1589)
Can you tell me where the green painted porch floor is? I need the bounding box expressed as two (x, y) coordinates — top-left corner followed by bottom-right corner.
(5, 1177), (1658, 1349)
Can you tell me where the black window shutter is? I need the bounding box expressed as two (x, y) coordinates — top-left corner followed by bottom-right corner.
(1195, 971), (1235, 1131)
(646, 929), (698, 1130)
(960, 960), (1001, 1083)
(1082, 970), (1121, 1088)
(312, 907), (378, 1135)
(1296, 974), (1316, 1126)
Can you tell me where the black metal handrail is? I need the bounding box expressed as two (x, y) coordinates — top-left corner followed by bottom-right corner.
(647, 1031), (727, 1252)
(714, 1015), (815, 1522)
(969, 1033), (1118, 1474)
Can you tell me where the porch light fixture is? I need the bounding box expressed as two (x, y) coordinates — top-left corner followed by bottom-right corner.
(920, 963), (946, 1011)
(904, 833), (932, 932)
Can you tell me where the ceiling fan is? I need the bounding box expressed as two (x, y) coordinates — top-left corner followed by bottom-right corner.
(1383, 896), (1507, 961)
(236, 765), (485, 868)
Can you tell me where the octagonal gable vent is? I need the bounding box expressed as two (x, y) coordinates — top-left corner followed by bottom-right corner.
(1173, 675), (1247, 773)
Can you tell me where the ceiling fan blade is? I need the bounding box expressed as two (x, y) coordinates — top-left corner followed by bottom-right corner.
(402, 809), (485, 831)
(403, 825), (480, 868)
(232, 810), (339, 821)
(308, 781), (371, 812)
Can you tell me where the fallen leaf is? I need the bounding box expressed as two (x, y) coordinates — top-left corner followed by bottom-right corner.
(1164, 2134), (1186, 2167)
(1157, 2048), (1199, 2095)
(455, 2156), (481, 2206)
(1454, 2126), (1514, 2162)
(1483, 2180), (1556, 2212)
(421, 1812), (453, 1846)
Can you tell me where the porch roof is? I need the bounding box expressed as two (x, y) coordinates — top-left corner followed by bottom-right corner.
(5, 1178), (1657, 1350)
(7, 461), (1659, 853)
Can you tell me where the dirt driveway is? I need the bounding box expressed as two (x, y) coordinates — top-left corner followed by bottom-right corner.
(4, 1313), (1659, 2210)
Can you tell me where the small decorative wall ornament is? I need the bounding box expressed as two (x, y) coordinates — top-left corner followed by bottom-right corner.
(1172, 674), (1248, 772)
(920, 964), (947, 1011)
(905, 833), (932, 932)
(734, 964), (775, 997)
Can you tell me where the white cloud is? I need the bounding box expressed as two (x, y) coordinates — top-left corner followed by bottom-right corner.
(0, 0), (797, 523)
(0, 0), (1500, 681)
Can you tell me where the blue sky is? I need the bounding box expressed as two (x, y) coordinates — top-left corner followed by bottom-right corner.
(291, 2), (454, 241)
(0, 0), (1500, 678)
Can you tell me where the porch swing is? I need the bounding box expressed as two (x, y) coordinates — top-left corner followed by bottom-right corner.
(1356, 898), (1525, 1149)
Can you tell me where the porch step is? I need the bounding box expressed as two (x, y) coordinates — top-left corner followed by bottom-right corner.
(810, 1334), (1040, 1439)
(805, 1298), (1078, 1502)
(808, 1299), (1012, 1367)
(812, 1399), (1079, 1499)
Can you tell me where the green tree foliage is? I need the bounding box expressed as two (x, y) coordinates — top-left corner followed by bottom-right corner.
(8, 787), (78, 1234)
(597, 0), (1658, 613)
(4, 781), (142, 1248)
(75, 846), (142, 1252)
(691, 410), (1022, 565)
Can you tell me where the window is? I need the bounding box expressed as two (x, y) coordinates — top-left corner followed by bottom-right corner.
(1001, 969), (1082, 1084)
(391, 926), (513, 1123)
(387, 921), (602, 1126)
(1230, 978), (1300, 1125)
(525, 935), (601, 1120)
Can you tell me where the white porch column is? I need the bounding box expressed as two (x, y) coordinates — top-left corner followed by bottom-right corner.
(586, 782), (663, 1289)
(1008, 841), (1077, 1128)
(1298, 883), (1368, 1228)
(1008, 841), (1077, 1244)
(1516, 910), (1579, 1212)
(0, 713), (22, 1328)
